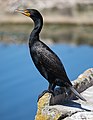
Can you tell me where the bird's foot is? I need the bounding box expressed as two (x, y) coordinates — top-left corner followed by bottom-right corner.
(38, 90), (54, 101)
(65, 91), (68, 97)
(63, 87), (69, 98)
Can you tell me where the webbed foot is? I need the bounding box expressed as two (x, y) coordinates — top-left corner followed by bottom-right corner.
(38, 90), (54, 101)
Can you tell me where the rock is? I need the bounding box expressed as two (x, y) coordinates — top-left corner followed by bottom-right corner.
(35, 68), (93, 120)
(35, 93), (62, 120)
(1, 0), (93, 13)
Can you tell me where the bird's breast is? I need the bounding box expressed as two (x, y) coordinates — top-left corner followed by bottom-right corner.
(29, 42), (50, 80)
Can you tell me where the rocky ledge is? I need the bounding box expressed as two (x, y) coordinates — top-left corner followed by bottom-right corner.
(35, 68), (93, 120)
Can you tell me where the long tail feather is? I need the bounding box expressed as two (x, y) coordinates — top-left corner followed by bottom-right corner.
(69, 86), (86, 101)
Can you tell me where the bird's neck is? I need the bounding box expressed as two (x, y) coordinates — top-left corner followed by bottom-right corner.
(29, 18), (43, 43)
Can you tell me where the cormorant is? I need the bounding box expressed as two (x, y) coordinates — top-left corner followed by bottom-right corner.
(16, 9), (86, 101)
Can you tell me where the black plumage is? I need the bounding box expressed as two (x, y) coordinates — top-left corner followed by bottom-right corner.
(16, 9), (86, 101)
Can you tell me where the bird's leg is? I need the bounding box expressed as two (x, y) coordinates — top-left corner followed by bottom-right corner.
(60, 87), (68, 97)
(64, 87), (69, 97)
(48, 83), (53, 91)
(38, 85), (51, 101)
(38, 83), (55, 101)
(48, 83), (56, 96)
(38, 90), (50, 101)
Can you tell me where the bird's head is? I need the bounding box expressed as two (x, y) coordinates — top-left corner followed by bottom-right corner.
(15, 9), (43, 22)
(16, 9), (43, 34)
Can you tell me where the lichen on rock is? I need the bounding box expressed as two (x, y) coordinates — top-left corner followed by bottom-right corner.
(35, 93), (62, 120)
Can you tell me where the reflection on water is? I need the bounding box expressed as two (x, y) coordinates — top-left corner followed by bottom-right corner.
(0, 24), (93, 45)
(0, 43), (93, 120)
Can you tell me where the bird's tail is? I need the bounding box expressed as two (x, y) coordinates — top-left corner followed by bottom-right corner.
(69, 86), (86, 101)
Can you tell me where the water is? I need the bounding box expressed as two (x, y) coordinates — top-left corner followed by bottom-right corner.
(0, 43), (93, 120)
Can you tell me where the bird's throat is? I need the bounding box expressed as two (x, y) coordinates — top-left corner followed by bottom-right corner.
(30, 19), (43, 42)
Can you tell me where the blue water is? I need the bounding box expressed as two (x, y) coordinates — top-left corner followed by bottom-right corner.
(0, 43), (93, 120)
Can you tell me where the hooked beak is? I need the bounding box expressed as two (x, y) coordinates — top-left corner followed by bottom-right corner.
(15, 9), (30, 17)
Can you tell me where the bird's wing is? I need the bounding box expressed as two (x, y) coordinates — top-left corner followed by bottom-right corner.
(31, 41), (72, 85)
(39, 48), (72, 86)
(39, 46), (69, 80)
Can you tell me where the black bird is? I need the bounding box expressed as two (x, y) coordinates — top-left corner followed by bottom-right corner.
(16, 9), (86, 101)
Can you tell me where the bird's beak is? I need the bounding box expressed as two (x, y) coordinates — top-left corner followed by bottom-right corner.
(15, 9), (30, 17)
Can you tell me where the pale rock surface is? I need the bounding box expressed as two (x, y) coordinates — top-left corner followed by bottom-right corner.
(35, 68), (93, 120)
